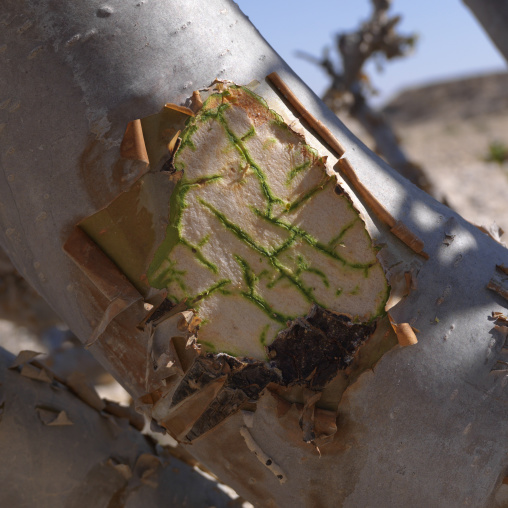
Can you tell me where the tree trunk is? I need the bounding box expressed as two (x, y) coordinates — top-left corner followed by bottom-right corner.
(1, 1), (508, 506)
(0, 348), (241, 508)
(463, 0), (508, 63)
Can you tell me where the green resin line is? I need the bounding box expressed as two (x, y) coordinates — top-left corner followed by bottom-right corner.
(349, 285), (360, 295)
(241, 291), (291, 325)
(200, 199), (330, 305)
(180, 238), (218, 274)
(192, 279), (232, 303)
(266, 272), (284, 289)
(305, 267), (330, 287)
(254, 208), (375, 270)
(269, 257), (317, 304)
(328, 219), (358, 249)
(199, 340), (217, 352)
(259, 324), (270, 346)
(156, 260), (186, 291)
(197, 234), (210, 247)
(198, 198), (270, 256)
(201, 196), (323, 304)
(286, 160), (311, 184)
(216, 111), (284, 216)
(234, 255), (258, 289)
(179, 123), (198, 151)
(295, 255), (330, 288)
(234, 254), (292, 325)
(241, 125), (256, 141)
(283, 183), (327, 213)
(148, 175), (223, 286)
(271, 231), (298, 257)
(184, 174), (224, 186)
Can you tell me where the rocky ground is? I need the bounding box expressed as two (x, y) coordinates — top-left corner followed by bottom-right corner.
(344, 72), (508, 238)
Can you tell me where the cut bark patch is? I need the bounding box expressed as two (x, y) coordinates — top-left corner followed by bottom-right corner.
(144, 304), (377, 443)
(147, 82), (388, 359)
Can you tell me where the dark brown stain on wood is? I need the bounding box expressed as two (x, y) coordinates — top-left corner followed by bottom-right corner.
(268, 305), (376, 390)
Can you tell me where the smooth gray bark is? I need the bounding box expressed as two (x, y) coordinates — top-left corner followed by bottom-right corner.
(0, 348), (240, 508)
(463, 0), (508, 63)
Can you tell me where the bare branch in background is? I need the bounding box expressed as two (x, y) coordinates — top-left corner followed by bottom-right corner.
(298, 0), (435, 194)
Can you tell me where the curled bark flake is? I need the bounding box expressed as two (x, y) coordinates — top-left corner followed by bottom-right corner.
(9, 350), (43, 369)
(20, 363), (53, 383)
(67, 371), (106, 411)
(492, 311), (508, 326)
(36, 407), (73, 426)
(142, 304), (378, 443)
(314, 407), (338, 447)
(267, 72), (345, 157)
(164, 103), (195, 117)
(144, 299), (186, 327)
(190, 90), (204, 113)
(185, 358), (280, 442)
(388, 314), (418, 347)
(170, 354), (235, 409)
(487, 266), (508, 302)
(499, 264), (508, 276)
(120, 119), (149, 165)
(476, 223), (505, 245)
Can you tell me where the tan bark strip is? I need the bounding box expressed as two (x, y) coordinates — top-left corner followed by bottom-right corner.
(388, 313), (418, 347)
(239, 426), (287, 484)
(492, 311), (508, 325)
(266, 71), (345, 157)
(487, 279), (508, 302)
(120, 119), (149, 164)
(164, 103), (195, 117)
(190, 91), (203, 113)
(64, 227), (142, 302)
(63, 227), (143, 347)
(338, 157), (429, 259)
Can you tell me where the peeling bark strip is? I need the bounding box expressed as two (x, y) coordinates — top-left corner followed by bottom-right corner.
(120, 119), (149, 165)
(63, 227), (143, 347)
(268, 305), (376, 389)
(337, 157), (429, 259)
(266, 72), (346, 157)
(388, 314), (418, 347)
(487, 265), (508, 302)
(157, 353), (280, 442)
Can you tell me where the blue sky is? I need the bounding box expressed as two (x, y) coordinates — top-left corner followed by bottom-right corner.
(235, 0), (507, 105)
